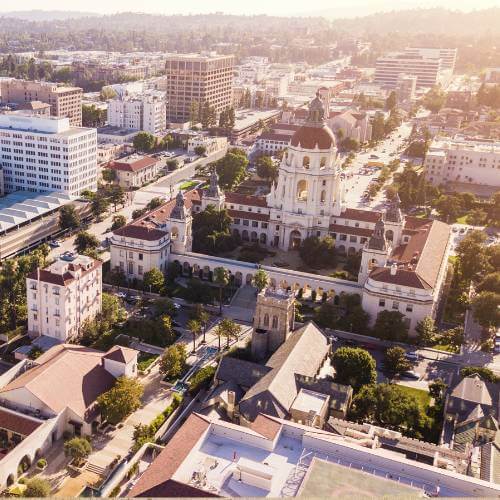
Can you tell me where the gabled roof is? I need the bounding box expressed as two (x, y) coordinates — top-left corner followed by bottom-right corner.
(0, 345), (124, 421)
(0, 408), (42, 436)
(240, 322), (329, 421)
(341, 207), (382, 223)
(215, 356), (271, 388)
(108, 155), (157, 172)
(225, 192), (268, 208)
(103, 345), (137, 364)
(451, 375), (495, 407)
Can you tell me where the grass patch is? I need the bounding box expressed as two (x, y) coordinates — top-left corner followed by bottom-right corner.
(456, 215), (468, 224)
(137, 353), (158, 371)
(397, 385), (431, 409)
(432, 343), (459, 353)
(179, 180), (199, 190)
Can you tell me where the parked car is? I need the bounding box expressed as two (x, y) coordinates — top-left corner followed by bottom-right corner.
(48, 239), (61, 248)
(401, 370), (420, 380)
(405, 352), (420, 362)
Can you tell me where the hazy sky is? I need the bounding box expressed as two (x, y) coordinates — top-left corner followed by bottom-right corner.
(0, 0), (498, 17)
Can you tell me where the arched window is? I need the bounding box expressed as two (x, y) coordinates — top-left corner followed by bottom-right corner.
(302, 156), (310, 168)
(171, 227), (179, 240)
(272, 316), (278, 329)
(320, 190), (326, 203)
(320, 157), (327, 169)
(264, 314), (269, 327)
(369, 258), (378, 270)
(297, 180), (308, 201)
(386, 229), (394, 241)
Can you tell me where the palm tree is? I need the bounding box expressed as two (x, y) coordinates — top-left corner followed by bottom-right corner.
(213, 267), (229, 316)
(252, 269), (269, 293)
(186, 319), (201, 354)
(192, 304), (210, 344)
(216, 318), (242, 351)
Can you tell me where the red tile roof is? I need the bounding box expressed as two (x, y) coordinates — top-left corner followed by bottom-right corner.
(291, 125), (336, 150)
(27, 259), (102, 286)
(225, 192), (268, 208)
(108, 156), (158, 172)
(0, 408), (41, 436)
(103, 345), (137, 364)
(369, 267), (431, 289)
(329, 223), (372, 237)
(129, 413), (210, 497)
(251, 414), (282, 440)
(341, 208), (382, 223)
(228, 209), (270, 222)
(113, 190), (202, 241)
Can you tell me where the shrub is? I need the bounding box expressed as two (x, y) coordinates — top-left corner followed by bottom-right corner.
(311, 290), (317, 302)
(64, 437), (92, 465)
(188, 366), (216, 395)
(36, 458), (47, 469)
(25, 477), (51, 497)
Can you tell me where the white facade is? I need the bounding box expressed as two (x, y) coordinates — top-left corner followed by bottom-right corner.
(107, 91), (166, 134)
(0, 112), (98, 196)
(26, 253), (102, 341)
(374, 53), (443, 88)
(187, 135), (228, 156)
(404, 47), (457, 72)
(328, 111), (372, 144)
(424, 136), (500, 189)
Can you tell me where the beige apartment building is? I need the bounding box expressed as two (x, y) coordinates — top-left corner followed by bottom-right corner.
(0, 79), (83, 126)
(26, 253), (102, 342)
(164, 53), (234, 124)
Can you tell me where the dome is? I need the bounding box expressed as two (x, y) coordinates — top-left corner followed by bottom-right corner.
(289, 92), (336, 150)
(290, 125), (336, 150)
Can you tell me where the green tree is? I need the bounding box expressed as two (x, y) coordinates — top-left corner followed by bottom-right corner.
(340, 137), (360, 152)
(133, 131), (156, 152)
(467, 208), (488, 226)
(471, 291), (500, 330)
(477, 272), (500, 294)
(434, 194), (463, 222)
(106, 185), (126, 211)
(82, 104), (106, 127)
(384, 346), (411, 375)
(440, 326), (465, 350)
(161, 314), (177, 345)
(64, 437), (92, 466)
(215, 150), (248, 189)
(91, 195), (110, 219)
(159, 344), (187, 380)
(455, 230), (490, 283)
(75, 231), (100, 254)
(167, 159), (179, 171)
(191, 304), (210, 344)
(215, 318), (242, 351)
(213, 267), (229, 316)
(111, 214), (127, 230)
(102, 168), (116, 183)
(153, 297), (176, 318)
(59, 204), (81, 230)
(429, 378), (447, 403)
(256, 155), (278, 181)
(331, 347), (376, 392)
(97, 377), (144, 424)
(192, 206), (236, 255)
(460, 366), (499, 383)
(143, 267), (165, 292)
(187, 319), (201, 353)
(423, 86), (446, 113)
(299, 236), (337, 269)
(372, 310), (409, 342)
(146, 197), (163, 210)
(351, 384), (426, 436)
(252, 269), (269, 293)
(415, 316), (437, 346)
(25, 477), (51, 497)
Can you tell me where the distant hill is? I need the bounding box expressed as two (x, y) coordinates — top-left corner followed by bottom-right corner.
(0, 10), (98, 21)
(329, 7), (500, 36)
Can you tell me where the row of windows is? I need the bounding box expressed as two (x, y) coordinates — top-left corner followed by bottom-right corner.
(379, 298), (413, 313)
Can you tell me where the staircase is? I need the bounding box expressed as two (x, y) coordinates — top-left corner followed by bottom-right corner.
(85, 462), (107, 476)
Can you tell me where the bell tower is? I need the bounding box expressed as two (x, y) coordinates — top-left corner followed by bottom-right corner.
(358, 219), (389, 284)
(251, 287), (295, 360)
(168, 191), (192, 253)
(201, 170), (225, 211)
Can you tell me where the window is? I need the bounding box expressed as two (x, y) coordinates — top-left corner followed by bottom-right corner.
(340, 234), (347, 241)
(302, 156), (310, 168)
(243, 219), (249, 226)
(406, 304), (413, 312)
(128, 251), (133, 258)
(234, 218), (240, 225)
(128, 262), (134, 274)
(138, 265), (143, 275)
(392, 301), (399, 310)
(272, 316), (278, 329)
(252, 221), (258, 228)
(320, 190), (326, 203)
(349, 235), (357, 243)
(263, 314), (269, 327)
(297, 180), (308, 201)
(138, 253), (143, 261)
(261, 222), (268, 229)
(379, 299), (385, 307)
(320, 157), (327, 169)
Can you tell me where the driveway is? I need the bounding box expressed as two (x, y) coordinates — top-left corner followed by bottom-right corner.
(87, 366), (172, 470)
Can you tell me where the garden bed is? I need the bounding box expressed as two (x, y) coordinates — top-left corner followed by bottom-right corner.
(137, 353), (159, 372)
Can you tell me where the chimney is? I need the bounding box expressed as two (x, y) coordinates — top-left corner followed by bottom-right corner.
(227, 390), (236, 420)
(390, 263), (398, 276)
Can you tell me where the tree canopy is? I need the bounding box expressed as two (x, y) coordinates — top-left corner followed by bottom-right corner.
(331, 346), (377, 392)
(215, 149), (248, 189)
(97, 376), (144, 424)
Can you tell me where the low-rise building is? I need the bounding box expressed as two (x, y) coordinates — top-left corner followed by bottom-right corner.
(107, 154), (161, 188)
(26, 253), (102, 342)
(187, 135), (228, 156)
(0, 343), (138, 488)
(328, 109), (372, 143)
(424, 135), (500, 196)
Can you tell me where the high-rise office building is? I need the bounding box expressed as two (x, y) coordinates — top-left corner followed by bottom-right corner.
(0, 79), (83, 126)
(0, 112), (97, 196)
(164, 53), (234, 124)
(404, 48), (457, 72)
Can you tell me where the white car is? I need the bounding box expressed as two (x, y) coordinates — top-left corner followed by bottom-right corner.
(173, 303), (181, 310)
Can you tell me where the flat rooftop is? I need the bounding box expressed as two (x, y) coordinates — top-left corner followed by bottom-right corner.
(0, 191), (74, 232)
(300, 457), (420, 498)
(291, 389), (328, 414)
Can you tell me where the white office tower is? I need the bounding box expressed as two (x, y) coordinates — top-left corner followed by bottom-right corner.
(0, 112), (97, 196)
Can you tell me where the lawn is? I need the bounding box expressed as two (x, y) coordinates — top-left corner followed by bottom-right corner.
(397, 385), (430, 409)
(432, 342), (459, 353)
(456, 215), (468, 224)
(179, 180), (199, 190)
